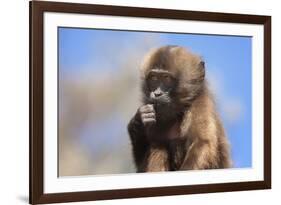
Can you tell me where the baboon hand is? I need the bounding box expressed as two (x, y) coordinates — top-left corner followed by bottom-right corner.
(138, 104), (156, 126)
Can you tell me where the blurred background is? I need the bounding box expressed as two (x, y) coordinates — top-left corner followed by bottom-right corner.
(58, 28), (252, 176)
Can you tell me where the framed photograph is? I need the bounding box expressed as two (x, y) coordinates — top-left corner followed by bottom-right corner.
(29, 1), (271, 204)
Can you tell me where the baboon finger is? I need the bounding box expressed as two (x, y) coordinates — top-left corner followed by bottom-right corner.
(139, 104), (154, 113)
(141, 113), (155, 119)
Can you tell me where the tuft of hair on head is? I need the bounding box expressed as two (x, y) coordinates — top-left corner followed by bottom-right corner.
(140, 46), (204, 77)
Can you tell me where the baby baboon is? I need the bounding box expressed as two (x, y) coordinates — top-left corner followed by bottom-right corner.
(128, 45), (231, 172)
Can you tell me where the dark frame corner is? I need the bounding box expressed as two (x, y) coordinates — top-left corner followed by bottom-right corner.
(29, 1), (271, 204)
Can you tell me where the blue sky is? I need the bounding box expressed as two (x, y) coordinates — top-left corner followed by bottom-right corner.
(59, 27), (252, 169)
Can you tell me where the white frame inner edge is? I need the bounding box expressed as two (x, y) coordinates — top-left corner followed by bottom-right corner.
(44, 12), (264, 194)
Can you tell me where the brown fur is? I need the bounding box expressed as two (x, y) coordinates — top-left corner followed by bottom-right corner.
(128, 46), (231, 172)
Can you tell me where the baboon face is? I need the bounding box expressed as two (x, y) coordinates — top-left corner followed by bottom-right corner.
(143, 67), (180, 123)
(141, 46), (205, 121)
(146, 69), (177, 105)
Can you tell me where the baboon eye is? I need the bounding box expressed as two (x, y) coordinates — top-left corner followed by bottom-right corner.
(163, 75), (172, 83)
(150, 75), (158, 81)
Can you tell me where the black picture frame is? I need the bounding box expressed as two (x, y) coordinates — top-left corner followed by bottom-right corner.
(30, 1), (271, 204)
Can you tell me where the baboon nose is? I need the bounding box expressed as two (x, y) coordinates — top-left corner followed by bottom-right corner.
(154, 91), (163, 97)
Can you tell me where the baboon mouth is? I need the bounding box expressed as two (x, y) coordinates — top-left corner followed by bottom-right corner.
(151, 96), (171, 104)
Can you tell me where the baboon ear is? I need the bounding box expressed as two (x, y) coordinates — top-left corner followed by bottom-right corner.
(199, 60), (205, 70)
(199, 60), (205, 79)
(199, 60), (205, 69)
